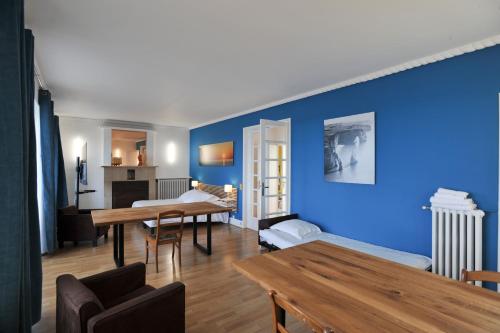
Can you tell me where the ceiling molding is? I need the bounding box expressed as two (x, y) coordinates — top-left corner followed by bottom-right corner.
(102, 119), (155, 131)
(190, 34), (500, 130)
(56, 115), (155, 130)
(57, 115), (188, 131)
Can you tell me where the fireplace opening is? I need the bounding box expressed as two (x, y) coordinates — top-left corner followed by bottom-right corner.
(112, 181), (149, 208)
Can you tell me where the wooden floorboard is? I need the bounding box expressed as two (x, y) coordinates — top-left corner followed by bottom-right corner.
(33, 223), (309, 332)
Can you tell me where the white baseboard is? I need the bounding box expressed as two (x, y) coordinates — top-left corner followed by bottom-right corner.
(229, 217), (243, 228)
(246, 223), (258, 231)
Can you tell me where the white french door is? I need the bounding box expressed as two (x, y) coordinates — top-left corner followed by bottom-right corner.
(244, 126), (261, 230)
(259, 119), (291, 218)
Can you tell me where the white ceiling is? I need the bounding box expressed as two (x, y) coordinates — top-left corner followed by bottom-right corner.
(26, 1), (500, 128)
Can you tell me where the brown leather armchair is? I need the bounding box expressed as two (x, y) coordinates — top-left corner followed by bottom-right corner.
(56, 262), (185, 333)
(57, 206), (109, 248)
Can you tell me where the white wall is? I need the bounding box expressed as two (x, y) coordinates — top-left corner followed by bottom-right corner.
(154, 125), (190, 179)
(59, 117), (104, 209)
(59, 116), (189, 209)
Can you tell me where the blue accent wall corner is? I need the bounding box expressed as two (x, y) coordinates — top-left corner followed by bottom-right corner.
(190, 44), (500, 278)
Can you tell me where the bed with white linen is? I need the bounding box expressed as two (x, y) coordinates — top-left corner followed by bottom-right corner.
(258, 214), (432, 271)
(132, 189), (230, 228)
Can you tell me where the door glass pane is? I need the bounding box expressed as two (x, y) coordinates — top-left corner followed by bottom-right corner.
(266, 160), (278, 178)
(253, 131), (259, 145)
(280, 144), (287, 160)
(265, 160), (287, 178)
(267, 143), (286, 160)
(268, 144), (278, 159)
(264, 195), (287, 216)
(265, 196), (279, 215)
(279, 196), (287, 213)
(252, 204), (258, 218)
(268, 178), (286, 196)
(281, 161), (287, 177)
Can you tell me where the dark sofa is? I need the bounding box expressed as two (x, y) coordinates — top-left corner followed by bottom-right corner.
(56, 262), (185, 333)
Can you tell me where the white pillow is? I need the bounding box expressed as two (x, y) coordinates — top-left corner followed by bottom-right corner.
(270, 219), (322, 240)
(179, 189), (219, 203)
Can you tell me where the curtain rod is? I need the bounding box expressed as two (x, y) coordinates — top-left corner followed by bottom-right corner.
(34, 58), (47, 90)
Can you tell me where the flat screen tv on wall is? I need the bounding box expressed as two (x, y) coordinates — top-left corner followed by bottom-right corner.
(199, 141), (234, 166)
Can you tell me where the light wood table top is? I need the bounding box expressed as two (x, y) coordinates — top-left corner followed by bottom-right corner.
(92, 202), (232, 226)
(234, 240), (500, 332)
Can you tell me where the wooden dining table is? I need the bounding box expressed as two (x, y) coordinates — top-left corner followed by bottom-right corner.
(92, 202), (232, 267)
(234, 240), (500, 332)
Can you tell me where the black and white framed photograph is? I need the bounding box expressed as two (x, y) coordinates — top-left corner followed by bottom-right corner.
(324, 112), (375, 184)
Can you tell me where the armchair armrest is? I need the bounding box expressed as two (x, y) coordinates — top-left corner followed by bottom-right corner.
(88, 281), (185, 333)
(56, 274), (104, 333)
(80, 262), (146, 309)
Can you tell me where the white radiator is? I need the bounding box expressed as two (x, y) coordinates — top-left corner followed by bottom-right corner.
(156, 178), (190, 199)
(430, 207), (485, 286)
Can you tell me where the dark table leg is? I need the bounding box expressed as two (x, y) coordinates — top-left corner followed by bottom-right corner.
(206, 213), (212, 255)
(193, 214), (212, 255)
(192, 215), (197, 245)
(113, 224), (124, 267)
(277, 306), (286, 330)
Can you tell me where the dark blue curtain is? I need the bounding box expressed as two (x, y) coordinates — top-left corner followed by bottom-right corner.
(39, 91), (68, 253)
(0, 0), (42, 331)
(39, 90), (56, 253)
(24, 29), (43, 329)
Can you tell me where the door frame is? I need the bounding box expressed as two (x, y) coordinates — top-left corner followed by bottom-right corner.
(497, 93), (500, 291)
(243, 118), (291, 230)
(243, 124), (259, 230)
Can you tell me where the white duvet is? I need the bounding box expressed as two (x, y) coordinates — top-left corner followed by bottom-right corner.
(259, 229), (432, 271)
(132, 190), (230, 227)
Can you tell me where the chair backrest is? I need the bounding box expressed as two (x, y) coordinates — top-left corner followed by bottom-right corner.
(268, 290), (333, 333)
(461, 269), (500, 284)
(155, 210), (185, 242)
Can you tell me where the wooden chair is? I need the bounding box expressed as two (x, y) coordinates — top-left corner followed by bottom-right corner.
(268, 290), (333, 333)
(461, 269), (500, 284)
(145, 210), (185, 273)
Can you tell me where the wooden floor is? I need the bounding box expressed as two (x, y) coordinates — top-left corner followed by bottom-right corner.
(33, 223), (308, 333)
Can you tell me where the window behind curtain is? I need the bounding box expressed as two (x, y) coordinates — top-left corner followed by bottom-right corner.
(34, 85), (46, 254)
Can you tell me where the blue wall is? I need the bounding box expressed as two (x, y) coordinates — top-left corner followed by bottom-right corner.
(190, 45), (500, 275)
